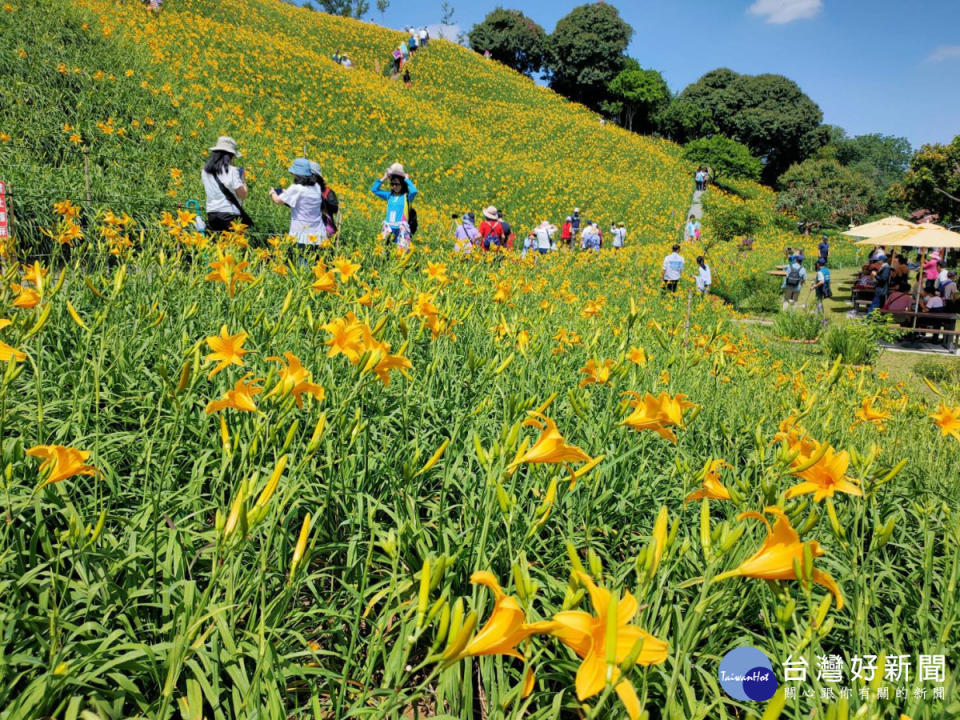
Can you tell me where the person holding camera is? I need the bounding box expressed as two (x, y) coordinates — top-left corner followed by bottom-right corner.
(201, 136), (249, 232)
(269, 158), (327, 248)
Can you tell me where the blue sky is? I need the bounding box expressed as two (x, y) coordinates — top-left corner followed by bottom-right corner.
(335, 0), (960, 149)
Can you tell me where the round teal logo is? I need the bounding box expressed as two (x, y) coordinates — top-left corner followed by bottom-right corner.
(718, 647), (778, 701)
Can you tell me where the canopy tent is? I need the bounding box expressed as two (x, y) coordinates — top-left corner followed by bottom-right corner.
(853, 223), (960, 248)
(842, 216), (916, 239)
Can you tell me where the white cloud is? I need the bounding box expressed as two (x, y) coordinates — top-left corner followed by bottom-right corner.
(926, 45), (960, 62)
(747, 0), (823, 24)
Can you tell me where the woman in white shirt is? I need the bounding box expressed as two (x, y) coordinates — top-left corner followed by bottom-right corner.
(269, 158), (327, 247)
(695, 255), (712, 294)
(201, 136), (248, 232)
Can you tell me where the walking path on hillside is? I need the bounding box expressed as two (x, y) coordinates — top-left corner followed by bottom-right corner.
(688, 189), (704, 220)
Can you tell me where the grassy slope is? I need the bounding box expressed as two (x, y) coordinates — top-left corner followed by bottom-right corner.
(3, 0), (692, 248)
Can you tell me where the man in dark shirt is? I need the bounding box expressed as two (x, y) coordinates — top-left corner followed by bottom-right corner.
(868, 254), (891, 315)
(571, 208), (581, 240)
(818, 235), (829, 263)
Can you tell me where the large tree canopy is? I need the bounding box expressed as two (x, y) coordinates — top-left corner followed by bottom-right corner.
(776, 158), (876, 226)
(606, 62), (669, 132)
(659, 69), (825, 183)
(468, 7), (547, 76)
(889, 135), (960, 224)
(546, 3), (633, 110)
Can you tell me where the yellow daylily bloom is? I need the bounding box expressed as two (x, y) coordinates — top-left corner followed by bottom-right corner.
(579, 358), (614, 388)
(12, 285), (41, 309)
(204, 325), (249, 378)
(265, 352), (325, 407)
(322, 312), (370, 363)
(851, 396), (891, 430)
(508, 412), (593, 470)
(931, 404), (960, 442)
(626, 346), (648, 366)
(786, 446), (862, 502)
(205, 373), (263, 414)
(619, 391), (696, 443)
(332, 256), (361, 282)
(205, 253), (254, 297)
(551, 572), (668, 720)
(26, 444), (98, 487)
(684, 460), (731, 503)
(0, 339), (26, 363)
(715, 506), (844, 609)
(460, 571), (557, 659)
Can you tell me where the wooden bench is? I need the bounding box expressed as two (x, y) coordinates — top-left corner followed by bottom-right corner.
(880, 310), (959, 351)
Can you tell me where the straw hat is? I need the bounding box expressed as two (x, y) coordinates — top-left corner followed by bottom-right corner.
(482, 206), (498, 220)
(386, 162), (406, 177)
(209, 136), (241, 157)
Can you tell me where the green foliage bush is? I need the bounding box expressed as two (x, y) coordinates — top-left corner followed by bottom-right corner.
(773, 309), (823, 340)
(706, 202), (762, 244)
(683, 135), (762, 181)
(913, 357), (960, 385)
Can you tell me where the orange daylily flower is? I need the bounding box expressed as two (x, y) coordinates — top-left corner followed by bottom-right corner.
(205, 253), (254, 297)
(579, 359), (614, 388)
(619, 391), (696, 443)
(508, 412), (593, 470)
(332, 256), (361, 282)
(265, 352), (325, 407)
(459, 571), (557, 660)
(424, 262), (448, 284)
(551, 572), (668, 720)
(786, 446), (862, 502)
(26, 444), (98, 487)
(931, 404), (960, 442)
(205, 373), (263, 414)
(626, 346), (648, 366)
(851, 396), (891, 430)
(205, 325), (250, 378)
(684, 460), (732, 503)
(362, 340), (412, 386)
(322, 312), (369, 363)
(715, 506), (844, 609)
(12, 285), (41, 309)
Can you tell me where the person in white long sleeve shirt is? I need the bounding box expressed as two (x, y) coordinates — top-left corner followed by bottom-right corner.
(694, 255), (712, 294)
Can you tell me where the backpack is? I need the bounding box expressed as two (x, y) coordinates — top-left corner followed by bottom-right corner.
(484, 222), (503, 250)
(321, 187), (338, 237)
(403, 194), (418, 235)
(785, 265), (802, 289)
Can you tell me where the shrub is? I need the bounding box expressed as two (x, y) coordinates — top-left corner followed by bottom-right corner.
(773, 310), (823, 340)
(821, 316), (899, 365)
(913, 357), (960, 385)
(707, 202), (762, 245)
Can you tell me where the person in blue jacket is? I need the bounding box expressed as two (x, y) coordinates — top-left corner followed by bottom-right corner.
(371, 162), (417, 249)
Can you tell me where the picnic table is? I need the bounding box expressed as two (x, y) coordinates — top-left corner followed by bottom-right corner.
(880, 309), (959, 351)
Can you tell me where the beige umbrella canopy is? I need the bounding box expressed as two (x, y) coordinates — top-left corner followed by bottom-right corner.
(853, 223), (960, 248)
(842, 216), (916, 238)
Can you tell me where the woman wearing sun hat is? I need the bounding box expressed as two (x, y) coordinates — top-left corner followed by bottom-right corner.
(201, 136), (248, 232)
(269, 157), (327, 248)
(371, 162), (417, 249)
(477, 206), (505, 251)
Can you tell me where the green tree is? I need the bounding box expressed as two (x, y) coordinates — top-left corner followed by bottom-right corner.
(889, 135), (960, 224)
(546, 3), (633, 110)
(376, 0), (389, 21)
(659, 69), (825, 183)
(682, 136), (762, 181)
(315, 0), (369, 19)
(776, 158), (876, 226)
(833, 133), (912, 191)
(606, 63), (669, 132)
(468, 8), (547, 76)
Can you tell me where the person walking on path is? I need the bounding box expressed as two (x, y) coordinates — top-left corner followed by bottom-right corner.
(781, 255), (807, 309)
(309, 160), (339, 239)
(570, 208), (582, 242)
(662, 244), (685, 292)
(269, 157), (327, 248)
(611, 222), (625, 250)
(371, 162), (417, 250)
(561, 216), (573, 248)
(201, 136), (249, 232)
(818, 234), (830, 264)
(403, 68), (412, 87)
(453, 212), (480, 252)
(813, 259), (832, 314)
(695, 168), (705, 192)
(694, 256), (711, 295)
(868, 254), (891, 315)
(420, 27), (428, 47)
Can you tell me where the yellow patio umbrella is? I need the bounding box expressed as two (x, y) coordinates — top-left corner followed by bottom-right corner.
(853, 223), (960, 248)
(842, 216), (916, 239)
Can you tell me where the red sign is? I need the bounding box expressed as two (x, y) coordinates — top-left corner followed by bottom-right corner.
(0, 181), (7, 239)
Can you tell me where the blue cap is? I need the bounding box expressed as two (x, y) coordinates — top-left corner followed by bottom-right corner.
(288, 157), (312, 176)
